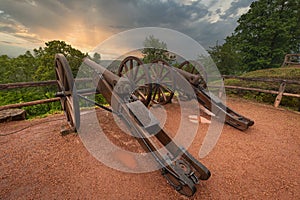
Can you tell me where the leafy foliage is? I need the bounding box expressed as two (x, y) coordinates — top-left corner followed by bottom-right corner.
(0, 41), (87, 118)
(209, 0), (300, 74)
(92, 52), (101, 64)
(142, 35), (171, 63)
(33, 40), (87, 81)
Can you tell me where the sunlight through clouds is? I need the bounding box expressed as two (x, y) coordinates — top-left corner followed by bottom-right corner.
(0, 0), (255, 57)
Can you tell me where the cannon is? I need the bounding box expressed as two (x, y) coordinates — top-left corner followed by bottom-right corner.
(116, 56), (254, 131)
(54, 54), (211, 197)
(175, 61), (254, 131)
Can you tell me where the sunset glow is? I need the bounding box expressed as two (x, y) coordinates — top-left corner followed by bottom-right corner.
(0, 0), (255, 57)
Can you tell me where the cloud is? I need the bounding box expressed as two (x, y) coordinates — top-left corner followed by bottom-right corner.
(0, 0), (256, 57)
(221, 0), (253, 20)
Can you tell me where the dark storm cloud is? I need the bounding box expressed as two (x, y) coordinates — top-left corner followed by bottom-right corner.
(0, 0), (256, 54)
(0, 11), (20, 33)
(83, 0), (224, 47)
(0, 0), (70, 32)
(221, 0), (254, 19)
(61, 0), (210, 31)
(0, 26), (18, 33)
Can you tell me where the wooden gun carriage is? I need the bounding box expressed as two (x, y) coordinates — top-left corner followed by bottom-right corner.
(54, 53), (253, 196)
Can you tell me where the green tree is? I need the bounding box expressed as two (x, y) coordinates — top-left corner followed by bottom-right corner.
(0, 41), (88, 118)
(92, 52), (101, 64)
(0, 55), (11, 83)
(142, 35), (170, 63)
(210, 0), (300, 73)
(34, 40), (86, 81)
(208, 41), (242, 75)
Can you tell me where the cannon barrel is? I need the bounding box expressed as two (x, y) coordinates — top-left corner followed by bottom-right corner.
(82, 58), (134, 100)
(175, 68), (201, 86)
(82, 58), (120, 88)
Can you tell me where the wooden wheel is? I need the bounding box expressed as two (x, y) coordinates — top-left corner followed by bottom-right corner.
(178, 61), (207, 88)
(118, 56), (152, 106)
(149, 59), (175, 105)
(54, 53), (80, 131)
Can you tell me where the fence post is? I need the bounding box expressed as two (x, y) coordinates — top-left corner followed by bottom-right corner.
(274, 81), (286, 108)
(217, 77), (225, 98)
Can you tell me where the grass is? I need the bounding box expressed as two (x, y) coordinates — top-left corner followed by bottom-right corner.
(224, 67), (300, 111)
(241, 67), (300, 79)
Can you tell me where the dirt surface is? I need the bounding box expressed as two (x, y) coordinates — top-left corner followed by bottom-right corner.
(0, 98), (299, 199)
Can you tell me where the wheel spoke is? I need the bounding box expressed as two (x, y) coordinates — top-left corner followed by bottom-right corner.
(63, 72), (69, 91)
(56, 65), (64, 86)
(135, 74), (146, 84)
(136, 89), (146, 101)
(130, 59), (133, 69)
(152, 85), (158, 101)
(150, 65), (157, 78)
(159, 87), (167, 102)
(133, 63), (139, 81)
(191, 66), (195, 74)
(60, 97), (66, 110)
(55, 68), (64, 90)
(65, 98), (74, 124)
(158, 65), (164, 78)
(160, 70), (170, 81)
(129, 59), (134, 78)
(57, 61), (64, 78)
(164, 85), (173, 94)
(155, 63), (161, 75)
(157, 87), (161, 101)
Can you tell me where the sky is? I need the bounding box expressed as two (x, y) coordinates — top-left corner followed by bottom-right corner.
(0, 0), (256, 57)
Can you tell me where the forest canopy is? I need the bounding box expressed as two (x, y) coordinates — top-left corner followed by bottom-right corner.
(209, 0), (300, 74)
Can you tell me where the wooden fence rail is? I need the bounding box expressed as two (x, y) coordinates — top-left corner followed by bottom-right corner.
(0, 98), (60, 111)
(0, 78), (92, 90)
(0, 76), (299, 110)
(216, 76), (300, 109)
(0, 80), (57, 90)
(221, 75), (300, 85)
(222, 85), (300, 98)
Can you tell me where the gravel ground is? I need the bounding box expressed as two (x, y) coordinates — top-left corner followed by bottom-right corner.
(0, 98), (299, 200)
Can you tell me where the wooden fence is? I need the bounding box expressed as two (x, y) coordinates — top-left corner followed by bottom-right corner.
(0, 76), (299, 111)
(0, 78), (90, 111)
(220, 76), (300, 108)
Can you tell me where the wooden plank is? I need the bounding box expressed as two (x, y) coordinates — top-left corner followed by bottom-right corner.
(212, 85), (278, 94)
(0, 98), (60, 111)
(285, 54), (300, 57)
(282, 92), (300, 98)
(221, 75), (300, 85)
(274, 82), (286, 108)
(0, 81), (57, 90)
(222, 85), (300, 98)
(0, 78), (92, 90)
